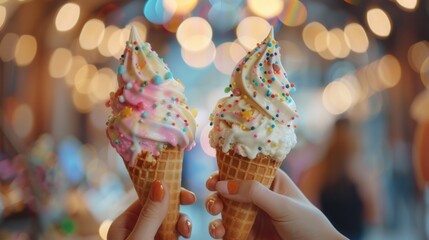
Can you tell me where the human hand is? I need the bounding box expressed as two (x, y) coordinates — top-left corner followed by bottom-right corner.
(205, 170), (347, 240)
(108, 180), (196, 239)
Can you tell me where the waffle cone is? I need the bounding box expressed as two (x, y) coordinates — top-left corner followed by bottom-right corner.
(216, 147), (281, 240)
(125, 146), (183, 240)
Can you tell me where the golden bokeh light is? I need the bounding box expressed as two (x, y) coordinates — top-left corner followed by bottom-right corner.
(322, 81), (352, 115)
(329, 28), (350, 59)
(0, 5), (6, 31)
(12, 103), (34, 138)
(90, 68), (117, 101)
(99, 219), (113, 240)
(236, 16), (271, 50)
(107, 26), (122, 57)
(72, 89), (93, 113)
(366, 8), (392, 38)
(314, 29), (328, 52)
(396, 0), (418, 11)
(55, 3), (80, 32)
(278, 0), (307, 27)
(163, 15), (186, 33)
(247, 0), (284, 19)
(302, 22), (327, 52)
(65, 55), (87, 87)
(49, 48), (73, 78)
(214, 42), (247, 74)
(408, 41), (429, 72)
(163, 0), (198, 15)
(339, 74), (361, 105)
(181, 41), (216, 68)
(14, 35), (37, 66)
(0, 32), (18, 61)
(344, 23), (369, 53)
(98, 25), (119, 57)
(177, 17), (212, 51)
(420, 58), (429, 88)
(75, 64), (97, 94)
(79, 19), (105, 50)
(377, 54), (401, 88)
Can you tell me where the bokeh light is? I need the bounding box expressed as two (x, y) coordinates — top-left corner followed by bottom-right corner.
(214, 41), (246, 74)
(177, 17), (212, 51)
(420, 58), (429, 88)
(98, 219), (112, 240)
(247, 0), (284, 19)
(49, 48), (73, 78)
(200, 124), (216, 157)
(302, 22), (327, 52)
(12, 103), (34, 138)
(0, 5), (6, 31)
(90, 68), (117, 101)
(396, 0), (418, 11)
(98, 25), (119, 57)
(164, 0), (198, 15)
(236, 16), (270, 50)
(408, 41), (429, 72)
(181, 41), (216, 68)
(107, 26), (123, 58)
(0, 32), (19, 62)
(366, 8), (392, 38)
(74, 64), (98, 94)
(79, 19), (105, 50)
(322, 81), (352, 115)
(65, 55), (87, 87)
(208, 1), (241, 32)
(55, 3), (80, 32)
(344, 23), (369, 53)
(14, 35), (37, 66)
(329, 28), (350, 59)
(278, 0), (307, 27)
(144, 0), (173, 24)
(72, 89), (94, 113)
(377, 54), (401, 88)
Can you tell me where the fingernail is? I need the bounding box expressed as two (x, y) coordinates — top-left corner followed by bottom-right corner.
(185, 219), (192, 237)
(206, 199), (215, 212)
(209, 222), (217, 236)
(150, 180), (164, 202)
(227, 180), (239, 194)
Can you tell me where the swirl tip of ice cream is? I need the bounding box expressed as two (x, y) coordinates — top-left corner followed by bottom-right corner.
(106, 26), (197, 165)
(209, 26), (298, 161)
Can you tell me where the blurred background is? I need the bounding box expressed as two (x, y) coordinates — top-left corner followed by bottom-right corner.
(0, 0), (428, 239)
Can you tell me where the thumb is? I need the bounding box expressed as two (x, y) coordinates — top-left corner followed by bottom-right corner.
(127, 180), (169, 239)
(216, 180), (295, 220)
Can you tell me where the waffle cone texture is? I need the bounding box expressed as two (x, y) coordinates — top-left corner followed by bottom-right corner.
(125, 146), (183, 240)
(216, 147), (281, 240)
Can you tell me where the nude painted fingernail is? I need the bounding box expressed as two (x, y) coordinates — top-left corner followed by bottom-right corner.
(227, 180), (239, 194)
(150, 180), (164, 202)
(209, 222), (217, 236)
(185, 219), (192, 236)
(206, 199), (215, 212)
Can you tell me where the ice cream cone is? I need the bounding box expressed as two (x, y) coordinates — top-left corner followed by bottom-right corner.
(125, 146), (183, 240)
(216, 147), (281, 240)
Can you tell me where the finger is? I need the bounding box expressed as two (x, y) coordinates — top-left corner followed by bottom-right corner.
(208, 219), (225, 239)
(127, 180), (169, 239)
(107, 200), (142, 240)
(216, 179), (296, 220)
(206, 172), (219, 191)
(205, 193), (223, 216)
(176, 213), (192, 238)
(180, 188), (197, 205)
(272, 169), (311, 203)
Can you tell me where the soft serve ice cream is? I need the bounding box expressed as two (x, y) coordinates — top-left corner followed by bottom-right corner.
(209, 28), (298, 161)
(106, 26), (196, 165)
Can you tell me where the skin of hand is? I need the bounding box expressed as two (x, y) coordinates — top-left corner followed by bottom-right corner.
(205, 170), (348, 240)
(108, 180), (196, 240)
